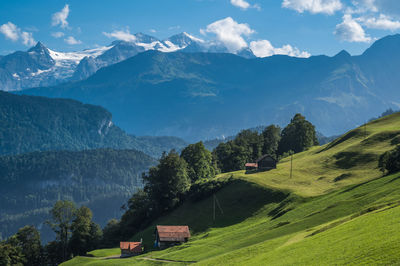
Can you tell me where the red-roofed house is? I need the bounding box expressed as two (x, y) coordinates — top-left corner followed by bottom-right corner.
(154, 225), (191, 248)
(245, 162), (258, 171)
(120, 241), (143, 257)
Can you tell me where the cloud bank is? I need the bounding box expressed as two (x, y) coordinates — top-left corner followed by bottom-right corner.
(282, 0), (343, 15)
(0, 22), (35, 46)
(202, 17), (310, 57)
(250, 40), (310, 57)
(103, 29), (136, 42)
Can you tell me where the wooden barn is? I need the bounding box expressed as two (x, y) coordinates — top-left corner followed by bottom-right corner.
(154, 225), (191, 249)
(256, 154), (277, 171)
(245, 154), (277, 172)
(120, 241), (143, 257)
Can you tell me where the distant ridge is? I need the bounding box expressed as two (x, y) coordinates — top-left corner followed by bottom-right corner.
(24, 34), (400, 140)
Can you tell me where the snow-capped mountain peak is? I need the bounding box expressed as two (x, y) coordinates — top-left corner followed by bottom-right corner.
(0, 32), (256, 91)
(48, 46), (113, 64)
(28, 41), (49, 54)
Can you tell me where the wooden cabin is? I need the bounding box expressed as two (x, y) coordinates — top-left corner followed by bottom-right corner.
(154, 225), (190, 249)
(256, 154), (277, 171)
(245, 154), (277, 172)
(120, 241), (143, 257)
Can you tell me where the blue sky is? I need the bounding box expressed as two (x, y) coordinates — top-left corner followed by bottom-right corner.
(1, 0), (400, 57)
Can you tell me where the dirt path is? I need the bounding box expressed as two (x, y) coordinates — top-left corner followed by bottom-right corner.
(139, 257), (197, 263)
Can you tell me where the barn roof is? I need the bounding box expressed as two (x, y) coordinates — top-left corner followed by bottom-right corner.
(156, 225), (190, 242)
(245, 163), (258, 167)
(256, 154), (276, 163)
(120, 242), (141, 251)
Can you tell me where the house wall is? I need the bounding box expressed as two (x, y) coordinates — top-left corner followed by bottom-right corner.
(258, 158), (276, 170)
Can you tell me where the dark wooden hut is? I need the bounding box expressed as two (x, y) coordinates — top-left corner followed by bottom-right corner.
(154, 225), (190, 249)
(256, 154), (277, 171)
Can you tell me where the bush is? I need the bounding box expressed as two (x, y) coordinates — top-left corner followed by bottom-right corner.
(379, 145), (400, 174)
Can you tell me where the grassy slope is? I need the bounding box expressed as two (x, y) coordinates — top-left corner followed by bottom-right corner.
(62, 113), (400, 265)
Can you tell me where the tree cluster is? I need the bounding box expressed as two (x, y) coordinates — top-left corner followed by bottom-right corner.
(0, 201), (103, 266)
(213, 114), (318, 172)
(45, 201), (103, 264)
(0, 226), (42, 266)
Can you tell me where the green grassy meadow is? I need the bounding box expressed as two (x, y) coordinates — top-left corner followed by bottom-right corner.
(62, 113), (400, 265)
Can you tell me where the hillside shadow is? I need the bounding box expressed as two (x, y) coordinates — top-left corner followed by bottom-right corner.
(137, 179), (290, 245)
(334, 152), (376, 169)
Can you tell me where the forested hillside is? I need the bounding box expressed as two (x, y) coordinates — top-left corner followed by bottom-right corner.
(0, 91), (186, 158)
(0, 149), (157, 242)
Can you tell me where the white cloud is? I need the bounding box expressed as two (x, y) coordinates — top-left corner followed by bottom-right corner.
(334, 14), (371, 42)
(0, 22), (19, 41)
(150, 29), (157, 33)
(21, 31), (35, 46)
(51, 31), (65, 38)
(103, 29), (136, 42)
(64, 36), (82, 45)
(282, 0), (343, 15)
(250, 40), (311, 58)
(52, 4), (70, 29)
(202, 17), (254, 53)
(358, 14), (400, 30)
(0, 22), (36, 46)
(168, 25), (181, 30)
(230, 0), (261, 10)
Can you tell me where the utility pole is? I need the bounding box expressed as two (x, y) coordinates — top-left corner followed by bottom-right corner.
(213, 194), (224, 222)
(290, 154), (293, 179)
(213, 194), (216, 222)
(364, 121), (367, 139)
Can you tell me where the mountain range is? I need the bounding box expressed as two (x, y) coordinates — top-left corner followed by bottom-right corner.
(0, 32), (254, 91)
(21, 34), (400, 140)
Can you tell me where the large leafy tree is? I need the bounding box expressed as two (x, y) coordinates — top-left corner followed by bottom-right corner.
(181, 141), (215, 182)
(69, 206), (94, 256)
(47, 200), (76, 262)
(87, 222), (102, 252)
(0, 242), (25, 266)
(143, 151), (190, 212)
(278, 114), (319, 154)
(119, 190), (151, 238)
(262, 125), (281, 158)
(10, 226), (42, 266)
(234, 130), (263, 162)
(102, 219), (121, 247)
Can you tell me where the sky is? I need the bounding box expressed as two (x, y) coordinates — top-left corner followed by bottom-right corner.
(1, 0), (400, 57)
